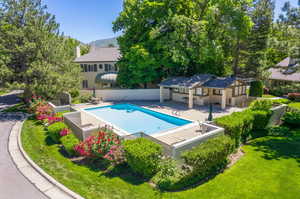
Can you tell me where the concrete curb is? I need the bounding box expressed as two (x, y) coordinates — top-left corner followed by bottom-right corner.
(8, 115), (85, 199)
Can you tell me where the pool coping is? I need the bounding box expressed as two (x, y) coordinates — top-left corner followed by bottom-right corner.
(80, 103), (197, 138)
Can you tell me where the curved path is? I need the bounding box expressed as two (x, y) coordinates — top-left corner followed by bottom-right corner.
(0, 93), (47, 199)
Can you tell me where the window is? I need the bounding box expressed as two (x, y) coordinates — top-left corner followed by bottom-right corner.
(82, 80), (88, 88)
(213, 89), (222, 95)
(115, 65), (118, 71)
(94, 64), (98, 72)
(99, 64), (103, 69)
(104, 64), (112, 72)
(195, 88), (202, 96)
(84, 64), (88, 72)
(80, 64), (84, 72)
(203, 88), (208, 96)
(178, 87), (189, 94)
(88, 64), (92, 72)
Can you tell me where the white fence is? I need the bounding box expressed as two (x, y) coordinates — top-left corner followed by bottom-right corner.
(81, 89), (170, 101)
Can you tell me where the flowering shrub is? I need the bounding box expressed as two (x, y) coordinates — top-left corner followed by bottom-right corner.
(47, 116), (63, 125)
(60, 128), (71, 137)
(74, 131), (124, 165)
(28, 95), (48, 113)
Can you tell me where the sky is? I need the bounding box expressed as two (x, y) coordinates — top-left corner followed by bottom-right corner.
(43, 0), (298, 44)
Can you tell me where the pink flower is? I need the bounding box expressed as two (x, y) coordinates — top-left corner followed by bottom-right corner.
(60, 128), (70, 137)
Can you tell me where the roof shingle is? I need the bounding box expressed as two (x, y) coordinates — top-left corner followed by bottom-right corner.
(74, 47), (120, 62)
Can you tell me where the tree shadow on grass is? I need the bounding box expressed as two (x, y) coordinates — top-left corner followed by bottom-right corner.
(250, 133), (300, 165)
(102, 164), (149, 186)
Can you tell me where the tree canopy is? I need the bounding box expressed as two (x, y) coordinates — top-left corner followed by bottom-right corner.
(113, 0), (253, 88)
(0, 0), (81, 99)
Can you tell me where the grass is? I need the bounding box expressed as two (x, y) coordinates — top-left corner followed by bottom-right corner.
(262, 94), (277, 98)
(288, 102), (300, 110)
(0, 89), (9, 96)
(22, 118), (300, 199)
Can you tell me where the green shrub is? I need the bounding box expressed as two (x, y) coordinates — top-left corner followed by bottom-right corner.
(250, 110), (270, 131)
(61, 133), (80, 156)
(123, 138), (162, 178)
(179, 135), (234, 188)
(267, 126), (290, 136)
(249, 80), (263, 97)
(249, 99), (272, 112)
(282, 111), (300, 128)
(47, 122), (67, 143)
(215, 111), (254, 147)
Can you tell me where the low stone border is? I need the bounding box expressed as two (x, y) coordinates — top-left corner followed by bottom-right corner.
(8, 114), (84, 199)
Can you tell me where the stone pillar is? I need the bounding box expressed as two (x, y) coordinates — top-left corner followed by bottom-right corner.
(188, 89), (194, 109)
(231, 97), (236, 106)
(160, 86), (164, 103)
(221, 89), (226, 110)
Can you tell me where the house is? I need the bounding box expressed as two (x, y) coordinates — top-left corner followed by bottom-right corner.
(268, 57), (300, 86)
(74, 47), (120, 89)
(159, 74), (247, 109)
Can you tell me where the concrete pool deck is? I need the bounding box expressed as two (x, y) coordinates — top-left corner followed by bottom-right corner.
(73, 101), (244, 122)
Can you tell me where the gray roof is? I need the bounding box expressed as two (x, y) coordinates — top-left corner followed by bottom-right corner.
(95, 72), (118, 84)
(203, 76), (237, 88)
(268, 68), (300, 82)
(276, 57), (291, 67)
(159, 74), (214, 88)
(74, 47), (120, 63)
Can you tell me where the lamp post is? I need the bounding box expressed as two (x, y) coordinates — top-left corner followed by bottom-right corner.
(208, 103), (213, 121)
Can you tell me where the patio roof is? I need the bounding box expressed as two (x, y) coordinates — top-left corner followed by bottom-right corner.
(159, 74), (214, 88)
(202, 76), (237, 88)
(268, 68), (300, 82)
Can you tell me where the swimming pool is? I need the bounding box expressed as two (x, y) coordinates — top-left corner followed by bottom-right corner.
(84, 104), (192, 135)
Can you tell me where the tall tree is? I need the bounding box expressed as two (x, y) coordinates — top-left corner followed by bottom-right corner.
(0, 0), (81, 99)
(113, 0), (252, 88)
(245, 0), (274, 78)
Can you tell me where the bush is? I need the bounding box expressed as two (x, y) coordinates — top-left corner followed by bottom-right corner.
(74, 131), (124, 165)
(288, 93), (300, 101)
(250, 110), (270, 131)
(249, 99), (272, 112)
(123, 138), (162, 178)
(282, 111), (300, 128)
(249, 80), (263, 97)
(179, 135), (234, 188)
(61, 133), (80, 156)
(47, 122), (68, 143)
(267, 126), (290, 136)
(215, 111), (254, 147)
(269, 83), (300, 96)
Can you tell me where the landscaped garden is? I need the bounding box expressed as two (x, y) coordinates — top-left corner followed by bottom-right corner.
(18, 96), (300, 199)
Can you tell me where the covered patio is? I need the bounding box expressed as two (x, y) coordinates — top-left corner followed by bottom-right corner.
(159, 74), (247, 109)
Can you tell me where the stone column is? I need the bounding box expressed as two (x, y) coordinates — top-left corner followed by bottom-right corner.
(188, 89), (194, 109)
(160, 86), (164, 103)
(221, 89), (226, 109)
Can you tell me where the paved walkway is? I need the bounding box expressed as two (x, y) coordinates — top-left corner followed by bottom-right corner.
(0, 115), (47, 199)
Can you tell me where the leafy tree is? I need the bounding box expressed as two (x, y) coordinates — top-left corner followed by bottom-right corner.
(245, 0), (274, 79)
(113, 0), (252, 88)
(0, 0), (81, 99)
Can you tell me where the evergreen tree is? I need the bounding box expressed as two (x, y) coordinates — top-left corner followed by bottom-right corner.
(245, 0), (274, 79)
(0, 0), (81, 99)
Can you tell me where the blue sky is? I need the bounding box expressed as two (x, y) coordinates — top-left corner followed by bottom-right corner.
(43, 0), (298, 44)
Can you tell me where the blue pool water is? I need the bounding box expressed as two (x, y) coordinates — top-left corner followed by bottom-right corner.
(84, 104), (192, 135)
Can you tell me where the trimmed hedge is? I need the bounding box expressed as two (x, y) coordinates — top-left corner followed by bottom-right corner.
(215, 111), (254, 147)
(123, 138), (162, 178)
(251, 110), (270, 130)
(47, 122), (67, 143)
(249, 99), (272, 112)
(215, 108), (270, 147)
(282, 111), (300, 128)
(61, 133), (80, 156)
(249, 80), (263, 97)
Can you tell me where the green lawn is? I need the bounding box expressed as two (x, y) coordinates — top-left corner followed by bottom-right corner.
(22, 118), (300, 199)
(262, 94), (277, 98)
(289, 102), (300, 110)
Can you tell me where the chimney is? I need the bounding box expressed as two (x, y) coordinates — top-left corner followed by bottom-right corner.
(76, 46), (81, 58)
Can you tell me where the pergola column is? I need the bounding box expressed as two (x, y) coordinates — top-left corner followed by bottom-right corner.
(160, 86), (164, 103)
(188, 89), (194, 109)
(221, 89), (226, 110)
